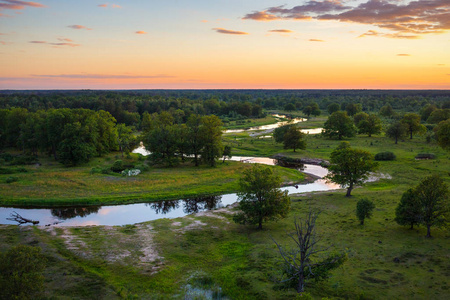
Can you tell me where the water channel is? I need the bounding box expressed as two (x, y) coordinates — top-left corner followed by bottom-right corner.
(0, 116), (333, 227)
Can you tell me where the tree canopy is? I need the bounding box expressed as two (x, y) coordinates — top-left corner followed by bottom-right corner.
(325, 142), (378, 197)
(233, 164), (290, 229)
(435, 119), (450, 151)
(323, 111), (356, 140)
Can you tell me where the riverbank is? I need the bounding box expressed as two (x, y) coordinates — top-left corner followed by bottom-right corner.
(0, 156), (305, 207)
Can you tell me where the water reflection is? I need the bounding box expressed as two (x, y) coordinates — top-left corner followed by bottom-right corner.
(147, 200), (180, 214)
(183, 195), (222, 214)
(51, 206), (101, 220)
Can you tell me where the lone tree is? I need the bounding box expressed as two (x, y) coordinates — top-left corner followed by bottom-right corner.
(222, 145), (232, 163)
(357, 114), (382, 137)
(233, 164), (290, 230)
(273, 123), (295, 143)
(283, 126), (306, 152)
(323, 111), (356, 140)
(385, 121), (408, 144)
(273, 210), (347, 294)
(325, 142), (378, 197)
(395, 188), (422, 230)
(356, 198), (375, 225)
(415, 175), (449, 238)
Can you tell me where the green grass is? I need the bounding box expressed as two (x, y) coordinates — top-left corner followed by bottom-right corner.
(0, 154), (304, 207)
(223, 115), (279, 130)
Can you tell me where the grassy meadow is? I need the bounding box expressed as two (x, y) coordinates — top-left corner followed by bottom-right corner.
(0, 116), (449, 299)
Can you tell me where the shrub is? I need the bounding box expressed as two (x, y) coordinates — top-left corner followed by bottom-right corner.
(101, 167), (112, 174)
(110, 160), (125, 172)
(374, 151), (396, 161)
(136, 164), (150, 172)
(5, 176), (18, 183)
(415, 153), (436, 160)
(10, 155), (38, 165)
(356, 198), (375, 225)
(90, 167), (102, 174)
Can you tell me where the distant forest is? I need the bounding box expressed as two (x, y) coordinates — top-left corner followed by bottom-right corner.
(1, 90), (449, 128)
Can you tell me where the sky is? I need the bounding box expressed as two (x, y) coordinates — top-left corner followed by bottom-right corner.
(0, 0), (449, 89)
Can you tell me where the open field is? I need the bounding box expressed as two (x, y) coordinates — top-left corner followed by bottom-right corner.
(0, 154), (304, 207)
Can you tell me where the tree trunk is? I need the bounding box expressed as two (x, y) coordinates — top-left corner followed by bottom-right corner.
(346, 183), (353, 197)
(258, 220), (262, 230)
(426, 224), (432, 238)
(410, 129), (413, 139)
(410, 223), (414, 230)
(194, 154), (199, 167)
(395, 136), (398, 144)
(297, 272), (305, 294)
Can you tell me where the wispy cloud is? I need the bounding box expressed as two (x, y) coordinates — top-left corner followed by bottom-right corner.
(212, 28), (249, 35)
(67, 25), (92, 30)
(244, 0), (450, 38)
(397, 54), (411, 56)
(31, 74), (175, 79)
(135, 31), (147, 34)
(268, 29), (293, 33)
(98, 4), (107, 8)
(0, 0), (45, 16)
(112, 4), (121, 8)
(309, 38), (324, 42)
(98, 3), (121, 8)
(358, 30), (419, 39)
(29, 39), (80, 47)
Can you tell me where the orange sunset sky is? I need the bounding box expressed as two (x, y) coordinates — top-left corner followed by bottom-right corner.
(0, 0), (449, 89)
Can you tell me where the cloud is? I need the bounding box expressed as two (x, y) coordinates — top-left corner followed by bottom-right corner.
(112, 4), (121, 8)
(31, 74), (175, 79)
(0, 0), (45, 10)
(98, 3), (120, 8)
(268, 29), (293, 33)
(309, 38), (324, 42)
(0, 41), (7, 45)
(358, 30), (419, 39)
(397, 54), (411, 56)
(135, 31), (147, 34)
(67, 25), (92, 30)
(244, 0), (450, 37)
(98, 4), (107, 8)
(212, 28), (249, 35)
(57, 37), (73, 42)
(29, 40), (80, 47)
(49, 42), (80, 47)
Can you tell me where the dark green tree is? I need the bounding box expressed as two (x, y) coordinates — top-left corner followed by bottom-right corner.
(353, 112), (369, 126)
(116, 123), (135, 158)
(58, 122), (96, 166)
(186, 114), (204, 167)
(395, 188), (422, 229)
(222, 145), (232, 163)
(323, 111), (356, 140)
(273, 123), (295, 143)
(233, 164), (290, 230)
(434, 119), (450, 151)
(0, 245), (46, 300)
(283, 126), (306, 152)
(427, 109), (450, 124)
(200, 115), (223, 167)
(345, 103), (362, 116)
(415, 175), (449, 238)
(273, 211), (347, 294)
(379, 104), (395, 118)
(325, 142), (378, 197)
(357, 114), (382, 137)
(327, 103), (340, 115)
(420, 104), (437, 121)
(401, 113), (425, 139)
(385, 121), (408, 144)
(356, 198), (375, 225)
(284, 103), (296, 111)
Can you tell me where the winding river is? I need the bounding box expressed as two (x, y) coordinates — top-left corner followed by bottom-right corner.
(0, 116), (333, 227)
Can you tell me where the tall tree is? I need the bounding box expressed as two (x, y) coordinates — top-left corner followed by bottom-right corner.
(345, 103), (362, 116)
(356, 198), (375, 225)
(414, 175), (449, 238)
(233, 164), (290, 230)
(395, 188), (422, 230)
(327, 103), (340, 115)
(401, 113), (425, 139)
(116, 124), (135, 158)
(385, 121), (408, 144)
(325, 142), (378, 197)
(283, 126), (306, 152)
(323, 111), (356, 140)
(186, 114), (204, 167)
(199, 115), (223, 167)
(434, 119), (450, 151)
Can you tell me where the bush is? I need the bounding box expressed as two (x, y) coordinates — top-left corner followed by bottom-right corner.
(5, 176), (18, 183)
(356, 198), (375, 225)
(10, 155), (38, 165)
(0, 245), (46, 300)
(415, 153), (436, 160)
(110, 160), (125, 172)
(90, 167), (102, 174)
(374, 151), (396, 161)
